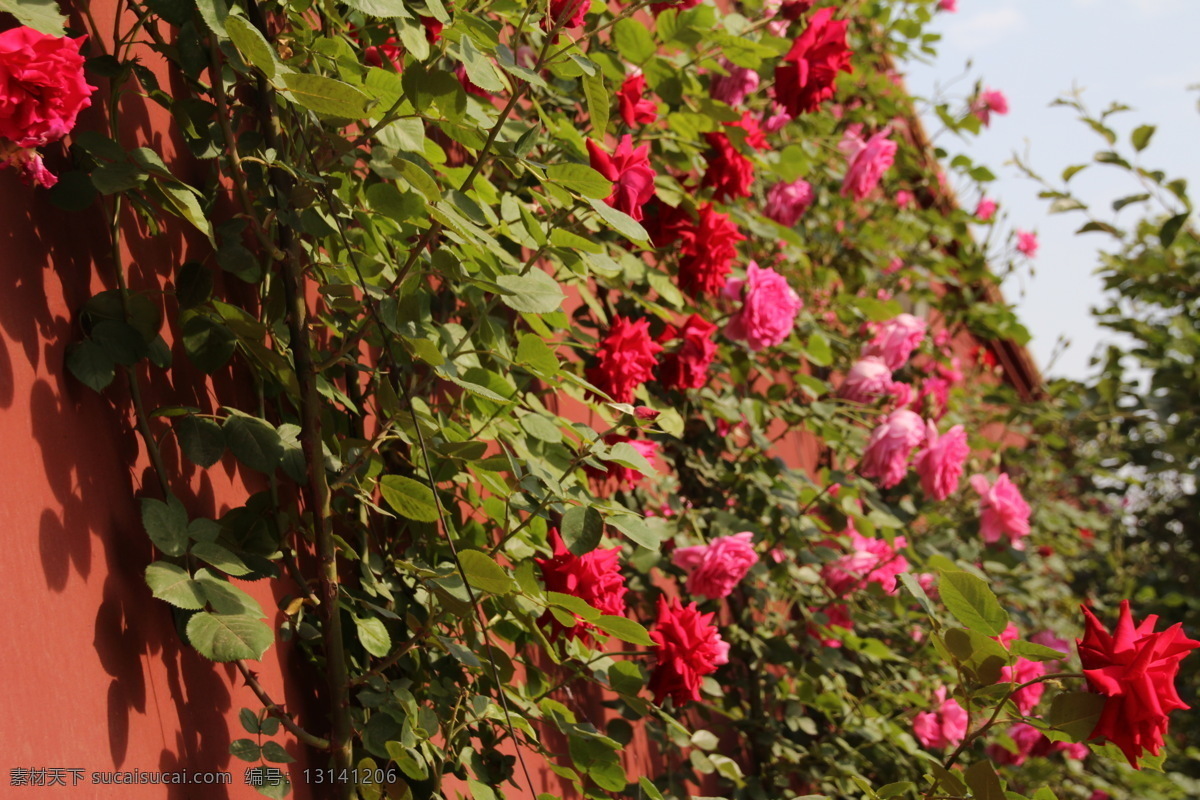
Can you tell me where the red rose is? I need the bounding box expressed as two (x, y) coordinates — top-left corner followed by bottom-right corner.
(587, 135), (657, 221)
(772, 7), (852, 116)
(586, 315), (663, 403)
(1077, 600), (1200, 767)
(650, 0), (700, 16)
(658, 313), (718, 390)
(0, 27), (93, 149)
(657, 203), (744, 297)
(536, 529), (628, 644)
(648, 596), (728, 706)
(617, 72), (658, 127)
(701, 131), (754, 201)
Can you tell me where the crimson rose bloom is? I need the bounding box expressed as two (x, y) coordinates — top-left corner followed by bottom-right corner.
(587, 135), (656, 221)
(617, 72), (657, 127)
(1077, 600), (1200, 767)
(648, 596), (728, 706)
(0, 27), (93, 149)
(675, 204), (746, 297)
(658, 314), (718, 390)
(586, 316), (663, 403)
(545, 0), (588, 29)
(772, 7), (853, 116)
(702, 130), (755, 201)
(536, 529), (628, 644)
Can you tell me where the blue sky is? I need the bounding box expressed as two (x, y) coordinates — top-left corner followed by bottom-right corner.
(902, 0), (1200, 380)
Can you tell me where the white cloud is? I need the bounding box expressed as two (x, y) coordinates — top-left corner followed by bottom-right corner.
(943, 7), (1025, 51)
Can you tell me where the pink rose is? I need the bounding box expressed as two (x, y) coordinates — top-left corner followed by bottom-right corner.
(586, 135), (656, 221)
(913, 423), (969, 500)
(822, 526), (910, 595)
(762, 102), (793, 133)
(971, 88), (1009, 126)
(0, 144), (57, 188)
(724, 262), (802, 351)
(913, 687), (968, 749)
(975, 197), (997, 221)
(0, 27), (94, 149)
(864, 313), (926, 369)
(895, 189), (915, 209)
(764, 178), (814, 227)
(617, 71), (657, 127)
(970, 473), (1032, 549)
(840, 356), (894, 403)
(938, 0), (957, 10)
(710, 60), (760, 107)
(671, 532), (760, 599)
(1016, 229), (1038, 257)
(860, 409), (925, 488)
(839, 125), (897, 201)
(1001, 656), (1047, 715)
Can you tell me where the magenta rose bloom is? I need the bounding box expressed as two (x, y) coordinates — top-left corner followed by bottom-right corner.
(1077, 600), (1200, 767)
(975, 197), (997, 221)
(860, 409), (925, 488)
(671, 532), (760, 600)
(710, 60), (760, 107)
(971, 88), (1009, 126)
(617, 71), (657, 127)
(938, 0), (957, 9)
(587, 135), (656, 221)
(586, 315), (663, 403)
(0, 27), (93, 149)
(1016, 229), (1039, 257)
(969, 473), (1032, 549)
(839, 125), (897, 201)
(724, 262), (802, 351)
(821, 526), (909, 595)
(702, 130), (755, 201)
(864, 313), (927, 369)
(648, 596), (728, 706)
(913, 422), (969, 500)
(658, 313), (718, 391)
(839, 356), (894, 403)
(536, 528), (628, 644)
(772, 7), (853, 116)
(913, 687), (968, 749)
(764, 178), (814, 227)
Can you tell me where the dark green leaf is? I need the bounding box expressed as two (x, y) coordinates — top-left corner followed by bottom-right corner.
(456, 549), (516, 595)
(223, 413), (284, 474)
(142, 495), (189, 557)
(176, 415), (226, 468)
(561, 506), (604, 555)
(187, 612), (274, 661)
(145, 561), (207, 609)
(379, 475), (441, 522)
(938, 571), (1009, 636)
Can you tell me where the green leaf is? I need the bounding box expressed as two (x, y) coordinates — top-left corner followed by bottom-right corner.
(1047, 691), (1105, 740)
(142, 496), (189, 557)
(962, 761), (1003, 800)
(176, 415), (226, 468)
(145, 561), (207, 609)
(1008, 640), (1068, 662)
(261, 741), (295, 764)
(66, 340), (116, 392)
(1160, 212), (1188, 247)
(520, 413), (563, 443)
(283, 73), (372, 118)
(457, 35), (504, 92)
(592, 615), (655, 646)
(587, 197), (649, 244)
(379, 475), (441, 522)
(561, 506), (604, 556)
(181, 313), (236, 373)
(496, 271), (565, 313)
(806, 332), (832, 367)
(547, 163), (612, 199)
(604, 441), (656, 474)
(612, 17), (655, 63)
(223, 413), (284, 474)
(547, 592), (602, 621)
(230, 738), (261, 762)
(938, 570), (1009, 636)
(877, 782), (916, 799)
(191, 542), (254, 577)
(516, 333), (560, 375)
(187, 612), (274, 662)
(194, 569), (264, 615)
(456, 549), (516, 595)
(0, 0), (66, 34)
(1131, 124), (1156, 152)
(225, 15), (276, 79)
(356, 616), (392, 657)
(194, 0), (229, 35)
(582, 72), (609, 138)
(340, 0), (408, 15)
(638, 777), (665, 800)
(606, 514), (668, 550)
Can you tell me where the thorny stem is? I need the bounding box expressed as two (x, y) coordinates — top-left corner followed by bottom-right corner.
(236, 662), (332, 750)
